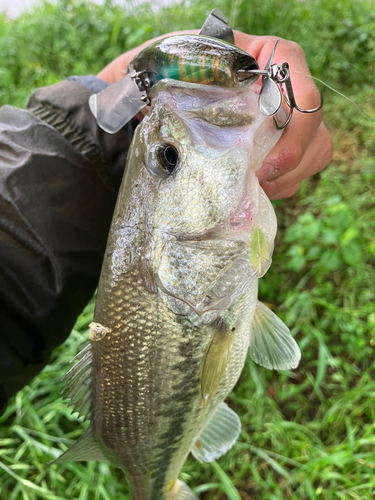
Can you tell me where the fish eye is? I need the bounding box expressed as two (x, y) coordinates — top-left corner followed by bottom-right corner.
(145, 142), (180, 179)
(158, 144), (179, 174)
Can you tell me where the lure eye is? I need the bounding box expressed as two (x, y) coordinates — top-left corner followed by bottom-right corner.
(158, 144), (179, 174)
(146, 143), (180, 179)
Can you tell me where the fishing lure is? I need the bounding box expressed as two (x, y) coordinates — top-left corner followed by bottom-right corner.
(89, 33), (259, 134)
(129, 35), (259, 90)
(89, 9), (323, 133)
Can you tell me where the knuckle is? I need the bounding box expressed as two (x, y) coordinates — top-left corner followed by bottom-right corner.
(264, 36), (286, 55)
(287, 182), (301, 197)
(284, 40), (305, 59)
(272, 182), (301, 200)
(265, 145), (304, 181)
(314, 124), (334, 170)
(305, 83), (322, 111)
(264, 35), (280, 45)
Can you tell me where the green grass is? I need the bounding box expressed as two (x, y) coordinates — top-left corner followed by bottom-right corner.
(0, 0), (374, 499)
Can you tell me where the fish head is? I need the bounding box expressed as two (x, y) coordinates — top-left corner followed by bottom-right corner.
(141, 81), (283, 236)
(110, 80), (284, 315)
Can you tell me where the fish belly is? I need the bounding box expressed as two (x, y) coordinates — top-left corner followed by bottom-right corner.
(90, 268), (256, 500)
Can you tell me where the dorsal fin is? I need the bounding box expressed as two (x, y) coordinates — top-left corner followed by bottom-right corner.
(53, 426), (107, 463)
(61, 342), (93, 421)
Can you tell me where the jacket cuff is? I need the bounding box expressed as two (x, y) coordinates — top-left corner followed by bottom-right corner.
(27, 78), (134, 188)
(66, 75), (109, 94)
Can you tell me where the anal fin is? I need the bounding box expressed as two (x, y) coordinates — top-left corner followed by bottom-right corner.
(191, 402), (241, 463)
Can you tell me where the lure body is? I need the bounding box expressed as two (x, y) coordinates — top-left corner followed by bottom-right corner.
(129, 35), (259, 89)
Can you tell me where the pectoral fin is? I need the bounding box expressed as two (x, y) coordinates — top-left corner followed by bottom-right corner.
(191, 402), (241, 463)
(249, 301), (301, 370)
(250, 227), (270, 275)
(200, 322), (235, 407)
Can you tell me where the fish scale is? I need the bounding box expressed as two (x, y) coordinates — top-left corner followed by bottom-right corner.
(92, 270), (205, 498)
(92, 269), (254, 500)
(92, 256), (256, 500)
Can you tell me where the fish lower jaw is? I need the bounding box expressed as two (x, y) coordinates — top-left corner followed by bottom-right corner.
(168, 200), (256, 242)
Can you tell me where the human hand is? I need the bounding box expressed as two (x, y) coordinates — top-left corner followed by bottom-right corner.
(98, 31), (333, 200)
(234, 32), (333, 199)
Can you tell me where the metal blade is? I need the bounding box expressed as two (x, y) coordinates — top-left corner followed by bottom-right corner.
(199, 9), (234, 44)
(264, 38), (280, 71)
(259, 76), (282, 116)
(89, 71), (147, 134)
(258, 39), (282, 117)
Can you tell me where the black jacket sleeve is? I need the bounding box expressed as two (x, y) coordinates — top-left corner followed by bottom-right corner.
(0, 77), (134, 414)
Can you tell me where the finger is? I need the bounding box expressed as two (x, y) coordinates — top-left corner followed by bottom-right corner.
(260, 122), (333, 199)
(235, 33), (322, 116)
(259, 76), (322, 181)
(271, 182), (301, 200)
(98, 30), (199, 84)
(258, 89), (323, 184)
(234, 34), (324, 183)
(134, 105), (150, 122)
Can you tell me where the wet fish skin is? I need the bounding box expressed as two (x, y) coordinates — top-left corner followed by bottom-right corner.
(92, 270), (257, 499)
(57, 80), (301, 500)
(91, 85), (266, 499)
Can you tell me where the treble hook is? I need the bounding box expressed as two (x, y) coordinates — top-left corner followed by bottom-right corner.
(274, 62), (324, 129)
(237, 40), (324, 129)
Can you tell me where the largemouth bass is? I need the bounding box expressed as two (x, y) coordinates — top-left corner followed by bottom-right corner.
(56, 79), (301, 500)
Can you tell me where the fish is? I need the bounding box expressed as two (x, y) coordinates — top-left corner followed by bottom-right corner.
(54, 76), (301, 500)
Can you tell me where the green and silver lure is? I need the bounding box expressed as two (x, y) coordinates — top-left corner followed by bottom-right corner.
(129, 35), (259, 90)
(89, 32), (260, 134)
(89, 9), (322, 133)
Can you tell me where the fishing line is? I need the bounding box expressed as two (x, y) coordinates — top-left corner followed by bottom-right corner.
(291, 70), (373, 120)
